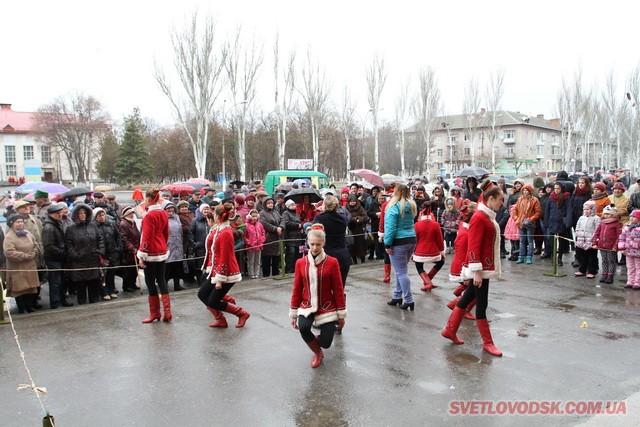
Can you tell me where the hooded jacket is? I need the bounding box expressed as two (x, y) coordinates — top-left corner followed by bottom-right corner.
(513, 184), (542, 228)
(65, 203), (105, 282)
(574, 202), (601, 250)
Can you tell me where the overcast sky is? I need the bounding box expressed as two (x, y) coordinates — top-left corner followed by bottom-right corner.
(2, 0), (636, 127)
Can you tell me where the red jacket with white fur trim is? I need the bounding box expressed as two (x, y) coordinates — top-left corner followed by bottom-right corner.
(413, 216), (444, 263)
(290, 252), (347, 326)
(462, 202), (501, 280)
(137, 204), (169, 262)
(206, 226), (242, 284)
(449, 222), (469, 282)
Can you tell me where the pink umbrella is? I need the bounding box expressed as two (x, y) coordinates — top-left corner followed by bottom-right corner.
(160, 183), (195, 195)
(349, 169), (385, 187)
(186, 178), (212, 186)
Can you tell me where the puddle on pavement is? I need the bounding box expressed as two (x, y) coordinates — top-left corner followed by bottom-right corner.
(547, 302), (576, 312)
(601, 331), (629, 340)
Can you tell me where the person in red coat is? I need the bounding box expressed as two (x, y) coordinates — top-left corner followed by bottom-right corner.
(446, 203), (477, 320)
(198, 202), (250, 328)
(413, 200), (445, 291)
(290, 224), (347, 368)
(442, 185), (504, 357)
(137, 189), (171, 323)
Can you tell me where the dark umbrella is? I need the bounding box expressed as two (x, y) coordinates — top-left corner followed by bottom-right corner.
(283, 187), (323, 204)
(61, 187), (92, 198)
(229, 180), (245, 188)
(456, 167), (490, 178)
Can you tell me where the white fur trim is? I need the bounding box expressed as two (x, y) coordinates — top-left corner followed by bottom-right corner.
(337, 309), (347, 319)
(413, 254), (442, 263)
(312, 311), (338, 326)
(137, 250), (169, 262)
(213, 272), (242, 284)
(449, 273), (462, 282)
(289, 308), (298, 318)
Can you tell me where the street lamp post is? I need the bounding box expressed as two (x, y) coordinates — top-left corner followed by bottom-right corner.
(362, 109), (373, 169)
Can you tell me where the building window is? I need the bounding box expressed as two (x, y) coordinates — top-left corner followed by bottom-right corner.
(41, 146), (52, 163)
(464, 148), (470, 156)
(449, 134), (458, 143)
(5, 146), (15, 163)
(477, 132), (484, 141)
(6, 164), (16, 177)
(504, 130), (515, 139)
(463, 133), (469, 141)
(538, 132), (546, 141)
(506, 147), (514, 156)
(437, 149), (443, 157)
(24, 145), (34, 161)
(537, 145), (544, 155)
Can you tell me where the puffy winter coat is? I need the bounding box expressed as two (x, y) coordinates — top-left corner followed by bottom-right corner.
(543, 195), (573, 235)
(42, 217), (66, 263)
(513, 195), (542, 229)
(95, 218), (123, 265)
(259, 207), (284, 257)
(618, 224), (640, 257)
(570, 191), (593, 229)
(165, 213), (184, 263)
(3, 229), (40, 297)
(189, 213), (210, 258)
(440, 208), (460, 234)
(65, 204), (105, 282)
(574, 214), (601, 250)
(244, 218), (266, 252)
(593, 218), (622, 251)
(282, 209), (303, 248)
(609, 194), (630, 225)
(346, 200), (368, 236)
(119, 217), (140, 265)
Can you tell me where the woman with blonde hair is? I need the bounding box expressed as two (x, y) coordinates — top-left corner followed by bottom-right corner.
(290, 223), (346, 368)
(384, 184), (418, 310)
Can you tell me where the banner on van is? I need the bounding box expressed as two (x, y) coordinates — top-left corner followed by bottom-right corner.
(287, 159), (313, 170)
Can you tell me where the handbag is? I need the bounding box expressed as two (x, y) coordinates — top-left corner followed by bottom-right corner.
(522, 218), (535, 229)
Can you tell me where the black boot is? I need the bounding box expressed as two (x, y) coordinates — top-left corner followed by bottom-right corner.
(173, 279), (185, 291)
(508, 251), (519, 261)
(557, 253), (563, 266)
(15, 295), (25, 314)
(24, 295), (36, 313)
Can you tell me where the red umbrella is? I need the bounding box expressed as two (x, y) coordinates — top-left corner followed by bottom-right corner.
(186, 177), (212, 186)
(160, 183), (195, 195)
(349, 169), (385, 187)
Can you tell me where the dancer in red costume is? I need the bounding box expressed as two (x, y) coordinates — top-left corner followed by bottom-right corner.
(413, 200), (444, 292)
(446, 203), (477, 320)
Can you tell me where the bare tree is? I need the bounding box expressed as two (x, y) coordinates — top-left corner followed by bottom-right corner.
(484, 69), (505, 172)
(624, 64), (640, 175)
(339, 86), (357, 180)
(556, 68), (587, 172)
(225, 27), (264, 181)
(35, 92), (110, 183)
(154, 12), (227, 178)
(462, 78), (481, 167)
(394, 78), (410, 176)
(411, 67), (441, 177)
(298, 49), (331, 171)
(366, 55), (387, 173)
(273, 33), (296, 170)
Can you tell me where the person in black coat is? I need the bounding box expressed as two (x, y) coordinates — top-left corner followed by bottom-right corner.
(282, 199), (304, 273)
(367, 192), (386, 260)
(42, 204), (73, 308)
(94, 207), (123, 299)
(65, 204), (105, 304)
(313, 195), (350, 287)
(463, 177), (482, 203)
(189, 204), (211, 283)
(542, 182), (573, 265)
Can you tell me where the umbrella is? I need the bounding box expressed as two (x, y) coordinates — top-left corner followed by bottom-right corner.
(186, 177), (212, 185)
(293, 178), (312, 187)
(160, 183), (195, 195)
(229, 180), (245, 188)
(61, 187), (92, 198)
(456, 167), (490, 178)
(176, 181), (208, 189)
(349, 169), (385, 187)
(94, 185), (113, 192)
(381, 174), (406, 185)
(15, 181), (69, 195)
(283, 187), (323, 204)
(486, 175), (514, 188)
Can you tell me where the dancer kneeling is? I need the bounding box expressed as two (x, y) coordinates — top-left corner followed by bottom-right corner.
(198, 202), (250, 328)
(442, 185), (504, 357)
(290, 224), (347, 368)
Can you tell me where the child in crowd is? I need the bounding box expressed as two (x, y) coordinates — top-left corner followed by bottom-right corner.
(440, 197), (460, 254)
(574, 200), (600, 278)
(618, 209), (640, 289)
(244, 209), (266, 279)
(592, 205), (622, 284)
(504, 205), (520, 261)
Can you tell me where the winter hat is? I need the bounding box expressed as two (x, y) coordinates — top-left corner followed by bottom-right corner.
(582, 201), (596, 211)
(612, 182), (626, 191)
(245, 194), (256, 202)
(513, 179), (525, 187)
(256, 190), (269, 198)
(234, 193), (246, 204)
(594, 182), (607, 192)
(275, 192), (285, 199)
(13, 200), (30, 210)
(285, 199), (296, 208)
(603, 204), (618, 216)
(93, 207), (106, 217)
(47, 203), (64, 214)
(163, 201), (176, 211)
(176, 200), (189, 209)
(340, 187), (350, 194)
(93, 192), (104, 198)
(198, 204), (210, 214)
(107, 194), (116, 200)
(6, 213), (23, 228)
(121, 206), (135, 218)
(161, 190), (172, 197)
(522, 184), (535, 194)
(631, 209), (640, 220)
(34, 190), (49, 199)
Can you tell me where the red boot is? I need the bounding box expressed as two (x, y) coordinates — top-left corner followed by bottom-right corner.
(447, 296), (461, 310)
(464, 300), (476, 320)
(161, 294), (172, 322)
(476, 318), (502, 357)
(223, 303), (251, 328)
(442, 306), (466, 344)
(142, 296), (161, 323)
(426, 267), (440, 288)
(383, 263), (391, 283)
(223, 294), (236, 305)
(306, 336), (324, 368)
(207, 308), (228, 328)
(420, 272), (435, 291)
(452, 284), (466, 296)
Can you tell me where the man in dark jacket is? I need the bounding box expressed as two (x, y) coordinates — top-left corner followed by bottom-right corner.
(94, 207), (123, 300)
(188, 189), (204, 213)
(188, 204), (211, 283)
(42, 204), (73, 308)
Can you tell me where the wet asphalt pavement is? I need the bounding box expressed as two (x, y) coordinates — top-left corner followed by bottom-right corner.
(1, 255), (639, 426)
